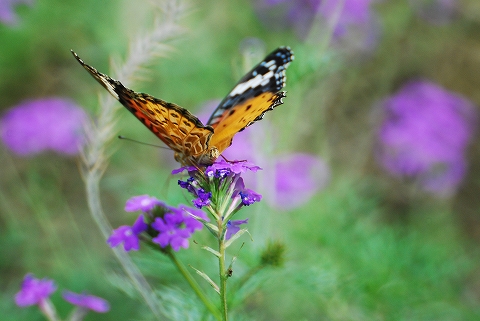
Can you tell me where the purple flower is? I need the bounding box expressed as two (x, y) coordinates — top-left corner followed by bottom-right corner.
(409, 0), (457, 25)
(107, 215), (148, 251)
(0, 0), (34, 25)
(14, 274), (56, 307)
(226, 219), (249, 240)
(151, 216), (191, 251)
(62, 291), (110, 313)
(376, 79), (477, 196)
(193, 188), (212, 209)
(178, 177), (197, 195)
(239, 190), (262, 206)
(206, 159), (262, 176)
(233, 178), (262, 206)
(171, 165), (197, 175)
(0, 98), (87, 156)
(124, 195), (164, 212)
(178, 176), (212, 209)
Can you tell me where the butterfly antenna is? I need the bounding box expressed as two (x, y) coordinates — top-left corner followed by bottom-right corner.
(220, 154), (247, 163)
(118, 135), (170, 150)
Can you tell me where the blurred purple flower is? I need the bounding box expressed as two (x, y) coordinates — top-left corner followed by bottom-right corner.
(0, 0), (34, 25)
(107, 215), (148, 251)
(62, 291), (110, 313)
(255, 0), (321, 40)
(319, 0), (373, 38)
(124, 195), (164, 212)
(376, 79), (477, 196)
(226, 219), (248, 240)
(15, 274), (56, 307)
(255, 0), (379, 51)
(0, 98), (87, 156)
(272, 154), (330, 209)
(409, 0), (457, 25)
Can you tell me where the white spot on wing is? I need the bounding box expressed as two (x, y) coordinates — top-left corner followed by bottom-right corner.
(229, 71), (275, 96)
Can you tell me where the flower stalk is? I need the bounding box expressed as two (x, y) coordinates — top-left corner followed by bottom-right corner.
(166, 250), (222, 321)
(218, 224), (229, 321)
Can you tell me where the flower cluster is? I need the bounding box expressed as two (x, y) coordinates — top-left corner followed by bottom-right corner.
(108, 195), (209, 252)
(177, 160), (262, 211)
(376, 79), (477, 196)
(15, 274), (109, 318)
(176, 160), (261, 240)
(0, 98), (87, 156)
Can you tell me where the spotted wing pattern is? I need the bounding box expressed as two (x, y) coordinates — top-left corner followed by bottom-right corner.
(71, 51), (214, 165)
(207, 47), (294, 153)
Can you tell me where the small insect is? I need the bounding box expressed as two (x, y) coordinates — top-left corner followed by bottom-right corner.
(72, 47), (293, 166)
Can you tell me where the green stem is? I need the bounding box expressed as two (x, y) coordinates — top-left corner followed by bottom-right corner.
(167, 251), (222, 321)
(218, 224), (228, 321)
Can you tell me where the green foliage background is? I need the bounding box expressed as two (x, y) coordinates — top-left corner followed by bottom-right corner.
(1, 0), (480, 320)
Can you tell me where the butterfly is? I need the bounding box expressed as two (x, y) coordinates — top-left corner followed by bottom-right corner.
(71, 47), (294, 167)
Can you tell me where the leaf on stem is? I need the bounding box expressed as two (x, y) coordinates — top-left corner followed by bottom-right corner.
(202, 246), (221, 258)
(224, 229), (251, 249)
(189, 265), (219, 294)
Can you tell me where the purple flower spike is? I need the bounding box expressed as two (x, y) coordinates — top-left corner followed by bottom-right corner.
(124, 195), (164, 212)
(15, 274), (57, 307)
(62, 291), (110, 313)
(226, 219), (249, 240)
(377, 79), (477, 196)
(1, 98), (87, 156)
(107, 215), (148, 251)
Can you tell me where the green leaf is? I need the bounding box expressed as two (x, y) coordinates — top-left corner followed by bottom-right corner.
(189, 265), (219, 294)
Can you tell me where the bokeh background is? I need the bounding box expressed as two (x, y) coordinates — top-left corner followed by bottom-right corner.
(2, 0), (480, 320)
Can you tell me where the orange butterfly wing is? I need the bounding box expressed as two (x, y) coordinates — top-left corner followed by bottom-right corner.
(207, 47), (294, 154)
(71, 51), (215, 166)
